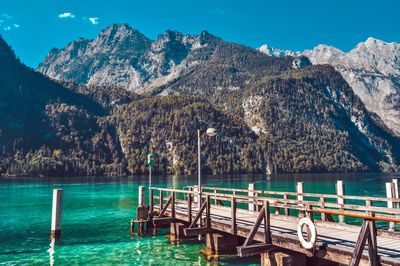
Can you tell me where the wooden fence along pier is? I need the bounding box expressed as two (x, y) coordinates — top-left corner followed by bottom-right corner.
(132, 180), (400, 266)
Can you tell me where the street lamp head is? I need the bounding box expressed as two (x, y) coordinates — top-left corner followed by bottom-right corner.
(206, 127), (217, 137)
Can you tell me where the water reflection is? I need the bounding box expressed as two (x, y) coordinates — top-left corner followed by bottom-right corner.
(48, 239), (55, 266)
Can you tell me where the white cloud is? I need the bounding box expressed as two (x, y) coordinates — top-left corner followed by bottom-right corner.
(3, 26), (11, 31)
(13, 24), (20, 28)
(58, 12), (75, 19)
(88, 17), (99, 25)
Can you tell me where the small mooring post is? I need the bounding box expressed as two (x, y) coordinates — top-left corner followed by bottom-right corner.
(138, 185), (145, 206)
(336, 180), (345, 224)
(50, 189), (63, 240)
(130, 186), (148, 235)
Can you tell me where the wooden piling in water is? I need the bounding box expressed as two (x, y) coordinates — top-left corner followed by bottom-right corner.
(138, 186), (145, 206)
(51, 189), (63, 239)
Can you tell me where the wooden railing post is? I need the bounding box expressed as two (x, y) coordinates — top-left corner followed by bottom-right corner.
(365, 199), (372, 216)
(188, 191), (192, 224)
(386, 182), (395, 231)
(172, 192), (176, 218)
(320, 196), (326, 221)
(283, 193), (290, 216)
(231, 197), (237, 235)
(206, 195), (211, 228)
(248, 183), (257, 211)
(336, 180), (345, 224)
(159, 190), (163, 211)
(297, 182), (304, 217)
(392, 179), (399, 208)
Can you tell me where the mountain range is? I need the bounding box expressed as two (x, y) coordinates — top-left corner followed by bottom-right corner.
(1, 23), (400, 177)
(257, 38), (400, 138)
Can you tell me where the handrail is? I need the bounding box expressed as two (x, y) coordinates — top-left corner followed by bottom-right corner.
(151, 186), (400, 223)
(191, 185), (400, 203)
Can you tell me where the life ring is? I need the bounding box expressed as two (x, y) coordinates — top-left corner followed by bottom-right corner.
(297, 217), (317, 249)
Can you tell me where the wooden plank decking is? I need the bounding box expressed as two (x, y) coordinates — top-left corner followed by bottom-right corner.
(159, 202), (400, 265)
(148, 185), (400, 265)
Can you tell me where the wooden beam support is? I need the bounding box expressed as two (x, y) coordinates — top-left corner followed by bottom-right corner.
(263, 200), (271, 244)
(243, 205), (266, 246)
(242, 200), (271, 247)
(188, 200), (207, 229)
(153, 217), (176, 225)
(157, 195), (172, 218)
(367, 218), (378, 266)
(184, 226), (213, 236)
(349, 219), (380, 266)
(237, 244), (272, 258)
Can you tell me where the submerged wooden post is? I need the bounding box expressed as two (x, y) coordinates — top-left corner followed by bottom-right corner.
(386, 182), (395, 231)
(336, 180), (345, 223)
(51, 189), (63, 239)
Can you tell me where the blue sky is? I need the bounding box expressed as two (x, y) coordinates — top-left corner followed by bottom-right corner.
(1, 0), (399, 67)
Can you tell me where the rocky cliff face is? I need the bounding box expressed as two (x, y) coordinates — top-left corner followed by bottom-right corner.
(37, 24), (222, 92)
(303, 38), (400, 137)
(258, 38), (400, 137)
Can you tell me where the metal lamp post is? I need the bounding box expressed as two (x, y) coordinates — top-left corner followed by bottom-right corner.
(147, 151), (155, 208)
(197, 127), (217, 239)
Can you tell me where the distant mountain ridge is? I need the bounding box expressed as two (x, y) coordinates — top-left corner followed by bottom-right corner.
(38, 24), (224, 92)
(257, 38), (400, 138)
(2, 26), (400, 176)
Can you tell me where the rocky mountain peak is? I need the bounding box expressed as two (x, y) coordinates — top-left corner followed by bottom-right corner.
(198, 30), (221, 45)
(304, 38), (400, 137)
(348, 37), (400, 76)
(92, 23), (151, 53)
(257, 44), (299, 57)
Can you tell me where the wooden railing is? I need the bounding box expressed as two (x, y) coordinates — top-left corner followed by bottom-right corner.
(184, 185), (400, 224)
(147, 185), (399, 266)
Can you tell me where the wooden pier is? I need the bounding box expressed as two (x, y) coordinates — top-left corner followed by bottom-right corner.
(138, 182), (400, 266)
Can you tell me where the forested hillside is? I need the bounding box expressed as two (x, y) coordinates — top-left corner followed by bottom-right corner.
(1, 28), (400, 177)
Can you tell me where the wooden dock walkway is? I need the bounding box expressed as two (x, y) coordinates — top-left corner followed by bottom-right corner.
(141, 182), (400, 265)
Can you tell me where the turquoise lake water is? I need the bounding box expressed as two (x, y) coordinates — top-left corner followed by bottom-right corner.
(0, 173), (398, 265)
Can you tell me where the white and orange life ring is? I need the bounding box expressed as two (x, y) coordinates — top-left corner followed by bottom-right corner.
(297, 217), (317, 249)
